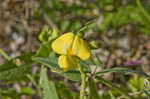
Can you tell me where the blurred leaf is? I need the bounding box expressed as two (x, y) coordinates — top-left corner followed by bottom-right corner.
(112, 7), (132, 28)
(40, 67), (59, 99)
(89, 41), (100, 49)
(96, 67), (150, 78)
(60, 20), (70, 32)
(56, 82), (73, 99)
(59, 70), (81, 82)
(99, 13), (113, 30)
(0, 60), (17, 72)
(34, 41), (53, 58)
(144, 90), (150, 99)
(52, 0), (63, 10)
(0, 88), (20, 99)
(98, 0), (114, 8)
(88, 77), (100, 99)
(48, 29), (59, 41)
(70, 21), (82, 32)
(136, 0), (150, 24)
(39, 25), (52, 42)
(0, 65), (30, 81)
(77, 19), (96, 37)
(109, 91), (116, 99)
(15, 52), (35, 64)
(20, 87), (35, 95)
(129, 77), (145, 92)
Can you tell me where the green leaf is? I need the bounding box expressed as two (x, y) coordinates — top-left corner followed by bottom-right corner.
(109, 91), (116, 99)
(0, 60), (17, 72)
(59, 70), (81, 82)
(136, 0), (150, 24)
(0, 88), (20, 99)
(144, 90), (150, 99)
(48, 29), (59, 41)
(112, 7), (132, 28)
(32, 57), (61, 71)
(40, 67), (59, 99)
(39, 25), (52, 42)
(129, 77), (145, 92)
(38, 26), (59, 42)
(0, 52), (34, 73)
(70, 21), (82, 32)
(20, 87), (35, 95)
(60, 20), (70, 32)
(15, 52), (35, 64)
(56, 82), (73, 99)
(0, 65), (31, 81)
(33, 57), (81, 82)
(96, 67), (150, 78)
(99, 13), (113, 30)
(34, 42), (53, 58)
(88, 77), (100, 99)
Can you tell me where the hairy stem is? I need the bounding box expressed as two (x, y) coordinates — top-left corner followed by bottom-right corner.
(78, 63), (87, 99)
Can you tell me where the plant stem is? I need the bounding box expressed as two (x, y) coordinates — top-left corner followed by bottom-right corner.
(0, 48), (11, 60)
(78, 63), (87, 99)
(27, 74), (42, 97)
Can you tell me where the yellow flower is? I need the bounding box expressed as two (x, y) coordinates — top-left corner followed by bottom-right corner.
(52, 32), (91, 71)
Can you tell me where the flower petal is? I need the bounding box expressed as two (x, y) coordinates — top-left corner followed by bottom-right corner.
(58, 55), (78, 71)
(72, 36), (91, 60)
(52, 32), (75, 55)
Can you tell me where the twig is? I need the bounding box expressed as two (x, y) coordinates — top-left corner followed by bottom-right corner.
(43, 14), (58, 30)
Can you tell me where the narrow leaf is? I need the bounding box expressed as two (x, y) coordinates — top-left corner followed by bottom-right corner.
(96, 67), (150, 78)
(88, 77), (100, 99)
(40, 67), (59, 99)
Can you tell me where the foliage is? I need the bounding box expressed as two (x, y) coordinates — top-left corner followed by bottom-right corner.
(0, 0), (150, 99)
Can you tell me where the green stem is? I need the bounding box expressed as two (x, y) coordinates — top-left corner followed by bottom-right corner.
(27, 74), (42, 97)
(0, 48), (11, 60)
(78, 63), (87, 99)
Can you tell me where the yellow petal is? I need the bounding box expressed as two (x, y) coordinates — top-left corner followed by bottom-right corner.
(52, 32), (75, 55)
(72, 35), (91, 60)
(58, 55), (78, 71)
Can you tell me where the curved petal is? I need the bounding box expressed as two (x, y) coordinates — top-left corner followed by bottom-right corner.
(58, 55), (78, 71)
(72, 36), (91, 60)
(52, 32), (75, 55)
